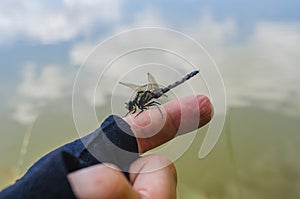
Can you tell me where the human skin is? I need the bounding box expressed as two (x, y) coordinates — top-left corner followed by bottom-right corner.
(68, 94), (213, 199)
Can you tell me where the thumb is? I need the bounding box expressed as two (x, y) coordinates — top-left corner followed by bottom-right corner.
(68, 164), (140, 199)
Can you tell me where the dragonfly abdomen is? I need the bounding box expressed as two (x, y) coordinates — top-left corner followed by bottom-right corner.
(160, 70), (199, 95)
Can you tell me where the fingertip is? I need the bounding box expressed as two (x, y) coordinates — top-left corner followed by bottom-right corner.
(129, 155), (177, 199)
(197, 94), (214, 127)
(129, 154), (177, 179)
(164, 94), (213, 135)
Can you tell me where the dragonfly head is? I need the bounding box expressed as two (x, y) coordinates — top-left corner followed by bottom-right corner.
(125, 101), (134, 111)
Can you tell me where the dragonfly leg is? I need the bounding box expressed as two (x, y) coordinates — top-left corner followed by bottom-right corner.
(125, 111), (130, 116)
(124, 105), (137, 117)
(135, 110), (144, 117)
(147, 101), (161, 105)
(145, 101), (163, 118)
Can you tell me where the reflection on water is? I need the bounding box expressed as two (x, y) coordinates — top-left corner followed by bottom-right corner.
(176, 106), (300, 199)
(1, 105), (300, 199)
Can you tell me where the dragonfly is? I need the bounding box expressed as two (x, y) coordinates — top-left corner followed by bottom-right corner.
(119, 70), (200, 117)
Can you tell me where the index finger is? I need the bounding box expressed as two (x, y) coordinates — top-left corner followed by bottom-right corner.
(124, 94), (213, 153)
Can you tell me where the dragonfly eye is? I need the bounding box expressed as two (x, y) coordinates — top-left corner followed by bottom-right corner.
(125, 102), (134, 110)
(127, 101), (134, 111)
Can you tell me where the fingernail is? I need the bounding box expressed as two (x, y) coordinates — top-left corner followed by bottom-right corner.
(198, 95), (213, 125)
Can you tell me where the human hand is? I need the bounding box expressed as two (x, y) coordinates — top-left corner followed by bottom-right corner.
(68, 94), (213, 199)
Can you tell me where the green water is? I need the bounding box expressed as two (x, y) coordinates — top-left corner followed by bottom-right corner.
(1, 105), (300, 199)
(176, 107), (300, 199)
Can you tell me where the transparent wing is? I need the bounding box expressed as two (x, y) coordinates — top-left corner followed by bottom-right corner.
(119, 82), (144, 92)
(147, 72), (160, 91)
(147, 72), (168, 97)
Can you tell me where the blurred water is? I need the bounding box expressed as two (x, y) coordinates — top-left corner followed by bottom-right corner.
(176, 106), (300, 199)
(1, 102), (300, 199)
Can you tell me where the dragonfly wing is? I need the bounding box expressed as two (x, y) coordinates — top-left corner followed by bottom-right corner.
(119, 82), (144, 92)
(147, 73), (160, 91)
